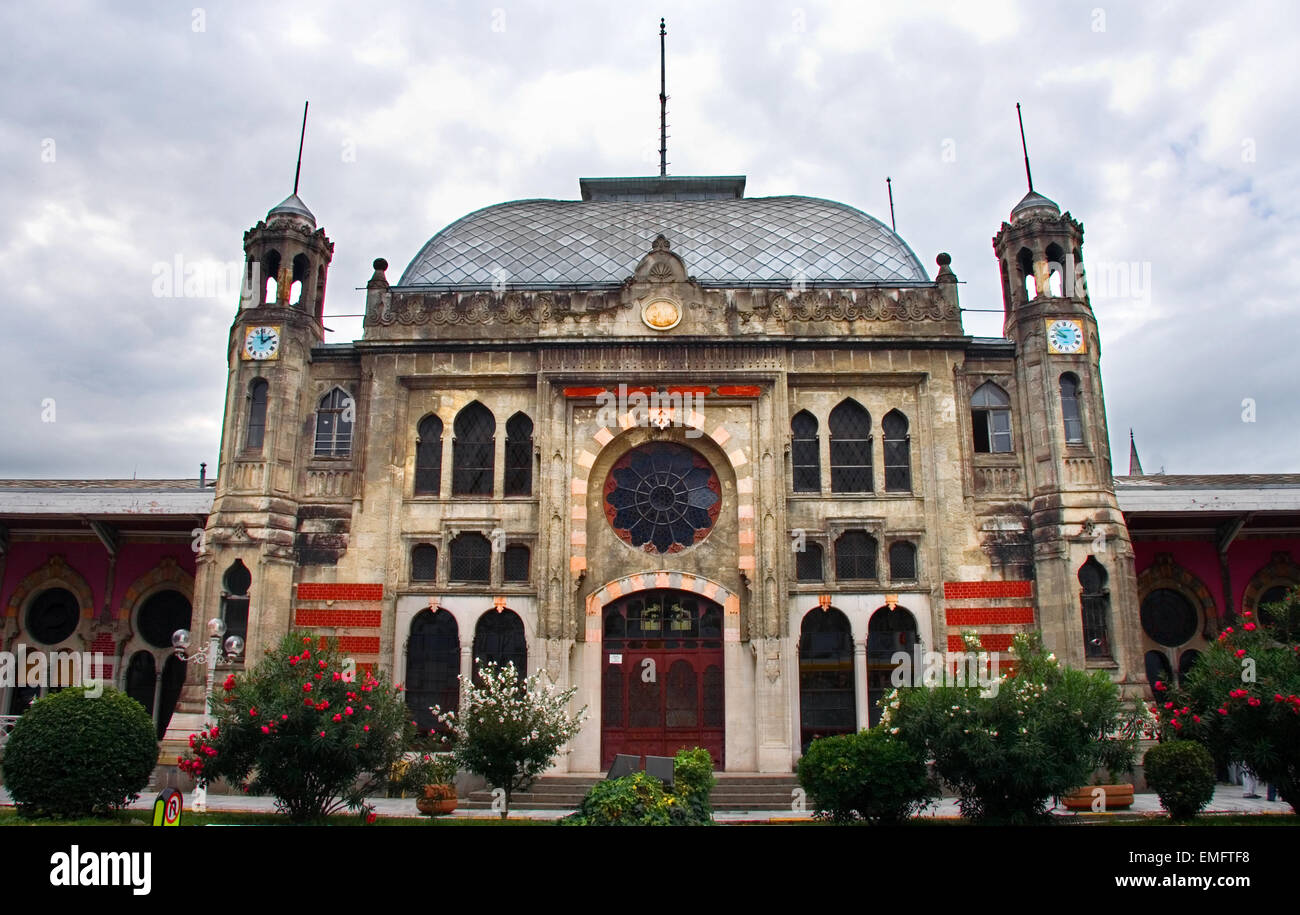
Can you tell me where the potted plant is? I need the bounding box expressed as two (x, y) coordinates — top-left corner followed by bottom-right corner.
(406, 753), (459, 816)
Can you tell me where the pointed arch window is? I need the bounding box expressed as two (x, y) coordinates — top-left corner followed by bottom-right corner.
(221, 560), (251, 647)
(791, 411), (820, 493)
(971, 382), (1013, 454)
(414, 414), (443, 496)
(504, 412), (533, 496)
(314, 388), (353, 457)
(452, 403), (495, 496)
(829, 400), (872, 493)
(835, 531), (878, 580)
(889, 541), (917, 581)
(245, 379), (268, 452)
(449, 533), (492, 584)
(1060, 373), (1084, 444)
(882, 409), (911, 492)
(1079, 556), (1112, 659)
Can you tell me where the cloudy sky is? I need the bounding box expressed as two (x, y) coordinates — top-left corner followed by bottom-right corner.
(1, 0), (1296, 478)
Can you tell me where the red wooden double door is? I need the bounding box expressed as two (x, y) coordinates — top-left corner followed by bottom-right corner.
(600, 589), (724, 768)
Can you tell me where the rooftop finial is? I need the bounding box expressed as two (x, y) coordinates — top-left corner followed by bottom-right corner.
(886, 177), (896, 232)
(1016, 102), (1033, 193)
(1128, 429), (1144, 476)
(293, 100), (309, 196)
(659, 18), (668, 177)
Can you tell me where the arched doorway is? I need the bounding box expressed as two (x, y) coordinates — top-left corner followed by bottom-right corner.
(867, 607), (919, 727)
(472, 609), (527, 686)
(601, 589), (723, 768)
(799, 607), (855, 753)
(405, 609), (459, 736)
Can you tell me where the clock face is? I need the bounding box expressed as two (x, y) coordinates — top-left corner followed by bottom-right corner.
(1046, 319), (1085, 355)
(243, 325), (281, 360)
(641, 299), (681, 331)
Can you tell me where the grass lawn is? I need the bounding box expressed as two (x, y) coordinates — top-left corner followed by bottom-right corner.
(0, 807), (546, 826)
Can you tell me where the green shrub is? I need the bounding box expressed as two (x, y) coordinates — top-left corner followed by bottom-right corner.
(1144, 741), (1215, 821)
(797, 728), (936, 824)
(671, 747), (716, 823)
(562, 747), (716, 826)
(2, 686), (157, 818)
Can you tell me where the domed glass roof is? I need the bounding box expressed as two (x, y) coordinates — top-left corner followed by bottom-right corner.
(399, 178), (929, 289)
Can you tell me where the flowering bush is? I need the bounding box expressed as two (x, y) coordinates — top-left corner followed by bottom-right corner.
(1149, 595), (1300, 812)
(797, 727), (937, 824)
(883, 631), (1137, 823)
(179, 631), (414, 822)
(432, 660), (586, 818)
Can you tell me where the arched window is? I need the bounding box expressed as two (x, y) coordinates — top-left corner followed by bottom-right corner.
(291, 253), (309, 306)
(26, 587), (80, 646)
(406, 609), (459, 735)
(245, 379), (268, 452)
(798, 608), (855, 751)
(449, 533), (492, 583)
(138, 589), (193, 650)
(124, 651), (156, 720)
(473, 609), (527, 687)
(414, 414), (443, 496)
(1060, 373), (1084, 444)
(452, 402), (495, 496)
(1045, 243), (1065, 297)
(411, 544), (438, 581)
(314, 388), (353, 457)
(222, 560), (251, 645)
(791, 411), (820, 493)
(867, 607), (919, 726)
(889, 541), (917, 581)
(263, 249), (281, 303)
(504, 412), (533, 496)
(1079, 557), (1111, 659)
(882, 409), (911, 492)
(503, 544), (530, 583)
(1017, 247), (1035, 300)
(796, 542), (824, 582)
(829, 399), (872, 493)
(971, 382), (1013, 453)
(835, 531), (877, 580)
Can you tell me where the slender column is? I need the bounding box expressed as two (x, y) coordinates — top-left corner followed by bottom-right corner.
(853, 642), (868, 731)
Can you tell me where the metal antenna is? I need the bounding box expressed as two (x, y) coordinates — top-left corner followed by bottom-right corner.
(1016, 102), (1033, 193)
(659, 18), (668, 177)
(886, 177), (896, 231)
(293, 100), (309, 196)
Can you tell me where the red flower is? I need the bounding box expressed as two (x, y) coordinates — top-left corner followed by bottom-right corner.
(1193, 715), (1201, 723)
(1243, 610), (1252, 617)
(303, 683), (312, 692)
(302, 637), (312, 645)
(333, 714), (342, 722)
(1248, 697), (1261, 707)
(223, 674), (236, 691)
(282, 714), (289, 720)
(1154, 680), (1166, 691)
(1235, 649), (1247, 658)
(305, 697), (315, 707)
(261, 725), (270, 734)
(319, 659), (327, 670)
(1218, 707), (1228, 715)
(319, 700), (330, 710)
(333, 672), (341, 681)
(249, 707), (258, 717)
(1163, 702), (1174, 709)
(345, 707), (354, 716)
(366, 813), (377, 824)
(363, 725), (370, 732)
(319, 731), (326, 737)
(289, 656), (299, 667)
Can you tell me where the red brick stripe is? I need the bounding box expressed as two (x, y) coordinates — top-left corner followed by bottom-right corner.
(338, 636), (381, 654)
(294, 609), (383, 628)
(666, 385), (711, 396)
(943, 581), (1033, 599)
(716, 385), (762, 397)
(563, 386), (607, 397)
(948, 633), (1016, 652)
(945, 607), (1036, 626)
(296, 583), (384, 602)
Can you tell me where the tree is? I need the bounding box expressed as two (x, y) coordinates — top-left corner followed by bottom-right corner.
(1151, 593), (1300, 812)
(433, 660), (586, 818)
(179, 632), (413, 822)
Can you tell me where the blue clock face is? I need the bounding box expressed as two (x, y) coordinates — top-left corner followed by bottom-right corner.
(244, 326), (280, 360)
(1048, 320), (1083, 354)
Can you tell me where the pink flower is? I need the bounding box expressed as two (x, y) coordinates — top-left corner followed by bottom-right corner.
(319, 731), (326, 737)
(1244, 623), (1256, 631)
(1154, 680), (1166, 691)
(249, 707), (257, 717)
(333, 672), (341, 681)
(319, 659), (327, 670)
(282, 714), (289, 720)
(1163, 702), (1174, 709)
(1248, 697), (1261, 707)
(363, 725), (370, 732)
(1243, 610), (1252, 617)
(1235, 649), (1247, 658)
(261, 725), (270, 734)
(333, 714), (342, 722)
(345, 707), (354, 716)
(1218, 707), (1228, 715)
(313, 672), (322, 680)
(364, 705), (371, 711)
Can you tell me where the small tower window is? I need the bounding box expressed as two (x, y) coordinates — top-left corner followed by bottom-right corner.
(1079, 556), (1111, 660)
(971, 382), (1013, 453)
(834, 531), (878, 580)
(1060, 373), (1084, 444)
(411, 544), (438, 581)
(889, 541), (917, 581)
(829, 399), (872, 493)
(291, 254), (309, 307)
(503, 544), (530, 583)
(449, 533), (492, 584)
(222, 560), (251, 647)
(791, 411), (820, 493)
(882, 409), (911, 492)
(263, 249), (281, 304)
(245, 378), (268, 452)
(414, 414), (443, 496)
(796, 541), (824, 582)
(1045, 244), (1065, 297)
(314, 388), (353, 457)
(504, 412), (533, 496)
(1017, 247), (1035, 300)
(452, 402), (495, 496)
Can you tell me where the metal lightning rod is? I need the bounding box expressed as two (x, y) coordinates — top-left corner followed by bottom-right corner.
(293, 101), (309, 196)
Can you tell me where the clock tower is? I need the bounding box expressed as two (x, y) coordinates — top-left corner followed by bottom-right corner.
(993, 187), (1143, 693)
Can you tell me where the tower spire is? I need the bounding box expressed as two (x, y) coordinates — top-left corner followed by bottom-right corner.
(293, 100), (309, 196)
(1016, 102), (1033, 193)
(1128, 429), (1144, 476)
(659, 18), (668, 177)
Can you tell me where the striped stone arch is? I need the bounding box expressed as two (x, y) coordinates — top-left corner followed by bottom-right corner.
(117, 556), (195, 623)
(584, 571), (741, 643)
(569, 407), (754, 579)
(4, 555), (95, 622)
(1136, 552), (1217, 622)
(1241, 551), (1300, 615)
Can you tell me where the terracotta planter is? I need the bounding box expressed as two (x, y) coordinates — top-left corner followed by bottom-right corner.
(1062, 783), (1134, 811)
(416, 783), (458, 816)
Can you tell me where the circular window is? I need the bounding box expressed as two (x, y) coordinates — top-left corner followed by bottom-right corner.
(1140, 588), (1199, 647)
(26, 587), (80, 645)
(138, 589), (193, 650)
(603, 443), (720, 553)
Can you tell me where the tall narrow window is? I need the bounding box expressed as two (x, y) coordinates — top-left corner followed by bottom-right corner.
(503, 544), (530, 583)
(504, 412), (533, 496)
(889, 541), (917, 580)
(221, 560), (251, 647)
(449, 533), (492, 583)
(414, 414), (443, 496)
(791, 411), (820, 492)
(829, 399), (872, 493)
(452, 402), (494, 496)
(796, 542), (824, 582)
(1079, 556), (1111, 659)
(834, 531), (878, 580)
(411, 544), (438, 581)
(314, 388), (353, 457)
(246, 379), (268, 452)
(971, 382), (1013, 454)
(882, 409), (911, 492)
(1060, 373), (1084, 444)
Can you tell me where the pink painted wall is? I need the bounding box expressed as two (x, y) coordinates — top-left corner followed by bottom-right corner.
(1133, 536), (1300, 618)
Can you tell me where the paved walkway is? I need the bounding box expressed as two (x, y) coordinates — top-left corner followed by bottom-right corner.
(1, 784), (1291, 822)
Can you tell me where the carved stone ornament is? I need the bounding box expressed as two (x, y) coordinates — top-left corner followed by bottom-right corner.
(641, 297), (682, 331)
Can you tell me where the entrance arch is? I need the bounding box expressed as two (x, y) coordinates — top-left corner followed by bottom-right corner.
(867, 606), (919, 727)
(600, 589), (724, 768)
(798, 607), (856, 753)
(405, 609), (459, 735)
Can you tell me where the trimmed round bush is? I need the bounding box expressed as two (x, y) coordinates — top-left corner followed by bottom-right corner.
(1144, 740), (1215, 821)
(2, 686), (157, 818)
(797, 728), (937, 824)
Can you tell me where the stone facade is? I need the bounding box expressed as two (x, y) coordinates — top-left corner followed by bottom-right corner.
(182, 176), (1147, 772)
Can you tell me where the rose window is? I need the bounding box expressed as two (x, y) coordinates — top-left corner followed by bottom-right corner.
(603, 443), (721, 553)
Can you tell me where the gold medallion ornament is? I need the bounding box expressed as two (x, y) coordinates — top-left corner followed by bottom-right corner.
(641, 298), (681, 331)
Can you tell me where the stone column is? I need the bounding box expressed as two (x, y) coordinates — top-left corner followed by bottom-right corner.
(853, 642), (868, 731)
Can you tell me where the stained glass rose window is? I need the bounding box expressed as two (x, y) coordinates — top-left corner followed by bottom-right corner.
(603, 443), (721, 553)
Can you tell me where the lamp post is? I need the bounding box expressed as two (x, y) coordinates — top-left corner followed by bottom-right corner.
(172, 617), (245, 813)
